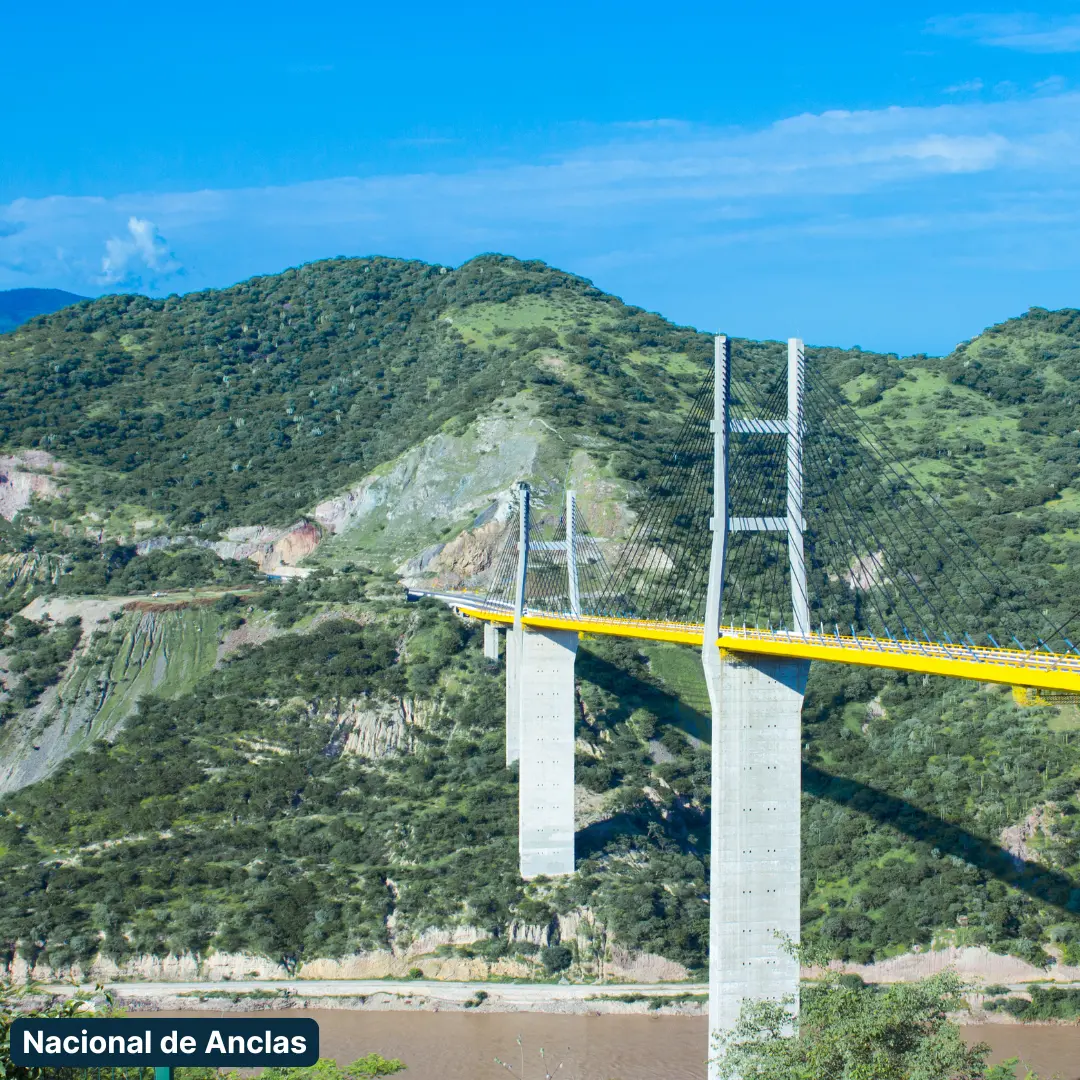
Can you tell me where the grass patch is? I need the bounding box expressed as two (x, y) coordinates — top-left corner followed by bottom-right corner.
(177, 989), (285, 1001)
(642, 643), (711, 741)
(588, 991), (707, 1009)
(1048, 705), (1080, 733)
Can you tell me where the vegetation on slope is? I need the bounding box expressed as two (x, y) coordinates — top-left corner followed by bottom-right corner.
(0, 615), (82, 720)
(0, 524), (260, 603)
(0, 575), (1077, 976)
(1, 256), (1080, 974)
(0, 257), (714, 533)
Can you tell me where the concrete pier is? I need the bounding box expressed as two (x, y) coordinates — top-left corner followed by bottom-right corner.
(705, 651), (808, 1074)
(484, 621), (500, 661)
(518, 627), (579, 878)
(505, 627), (521, 765)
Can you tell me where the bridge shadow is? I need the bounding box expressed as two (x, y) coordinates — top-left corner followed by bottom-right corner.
(804, 763), (1080, 914)
(572, 645), (1080, 913)
(574, 646), (709, 859)
(574, 646), (711, 743)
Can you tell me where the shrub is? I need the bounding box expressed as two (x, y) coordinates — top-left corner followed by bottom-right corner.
(539, 944), (573, 974)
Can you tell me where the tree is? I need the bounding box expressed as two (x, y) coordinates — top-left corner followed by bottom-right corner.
(712, 968), (1033, 1080)
(0, 980), (109, 1080)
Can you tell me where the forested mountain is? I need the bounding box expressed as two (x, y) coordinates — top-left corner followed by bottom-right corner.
(0, 289), (87, 334)
(1, 255), (1079, 981)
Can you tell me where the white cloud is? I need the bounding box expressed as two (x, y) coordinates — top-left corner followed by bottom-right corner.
(1035, 75), (1068, 93)
(0, 90), (1078, 301)
(99, 216), (181, 287)
(944, 78), (984, 93)
(929, 14), (1080, 53)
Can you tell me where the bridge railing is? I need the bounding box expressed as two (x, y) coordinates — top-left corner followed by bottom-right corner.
(720, 624), (1080, 675)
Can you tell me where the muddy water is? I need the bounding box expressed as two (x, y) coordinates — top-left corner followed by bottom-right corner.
(142, 1011), (1080, 1079)
(961, 1025), (1080, 1080)
(145, 1010), (708, 1079)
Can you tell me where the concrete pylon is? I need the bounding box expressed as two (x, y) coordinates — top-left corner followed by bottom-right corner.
(518, 627), (579, 878)
(703, 334), (810, 1076)
(786, 338), (810, 637)
(502, 481), (579, 877)
(506, 482), (530, 767)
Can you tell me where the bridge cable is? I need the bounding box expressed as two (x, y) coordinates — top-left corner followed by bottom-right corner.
(626, 373), (716, 621)
(803, 407), (963, 644)
(809, 374), (1065, 649)
(599, 368), (716, 618)
(647, 387), (716, 621)
(811, 385), (1031, 649)
(802, 391), (966, 644)
(804, 387), (993, 642)
(801, 421), (954, 643)
(730, 375), (790, 627)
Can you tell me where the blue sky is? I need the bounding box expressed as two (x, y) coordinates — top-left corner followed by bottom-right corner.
(2, 2), (1079, 355)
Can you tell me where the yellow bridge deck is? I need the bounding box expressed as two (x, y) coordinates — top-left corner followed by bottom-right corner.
(448, 600), (1080, 694)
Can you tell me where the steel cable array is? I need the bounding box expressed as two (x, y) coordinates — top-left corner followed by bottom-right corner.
(477, 348), (1078, 658)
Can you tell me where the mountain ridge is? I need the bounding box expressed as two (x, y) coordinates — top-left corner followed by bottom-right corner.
(0, 288), (88, 334)
(1, 255), (1080, 981)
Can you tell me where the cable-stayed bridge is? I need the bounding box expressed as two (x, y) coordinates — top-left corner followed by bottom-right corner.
(408, 336), (1080, 1078)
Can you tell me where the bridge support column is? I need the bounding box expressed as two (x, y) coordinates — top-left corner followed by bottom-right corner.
(705, 649), (809, 1077)
(506, 628), (521, 765)
(484, 622), (500, 661)
(518, 627), (578, 878)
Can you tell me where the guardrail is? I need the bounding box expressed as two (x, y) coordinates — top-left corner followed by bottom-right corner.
(409, 585), (1080, 692)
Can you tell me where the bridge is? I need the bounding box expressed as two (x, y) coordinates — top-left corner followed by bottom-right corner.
(408, 336), (1080, 1078)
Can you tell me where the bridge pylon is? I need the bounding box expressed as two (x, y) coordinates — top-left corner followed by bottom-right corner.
(505, 482), (581, 878)
(704, 335), (810, 1076)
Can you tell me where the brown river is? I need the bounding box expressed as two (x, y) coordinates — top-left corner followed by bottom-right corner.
(146, 1010), (1080, 1079)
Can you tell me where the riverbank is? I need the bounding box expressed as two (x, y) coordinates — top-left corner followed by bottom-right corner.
(40, 976), (1080, 1024)
(47, 979), (710, 1016)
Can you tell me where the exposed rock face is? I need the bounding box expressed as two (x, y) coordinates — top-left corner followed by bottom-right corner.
(266, 523), (321, 568)
(0, 451), (64, 521)
(817, 944), (1080, 985)
(325, 696), (428, 759)
(7, 952), (292, 984)
(123, 403), (636, 582)
(136, 522), (321, 574)
(19, 595), (128, 627)
(312, 404), (542, 562)
(4, 909), (691, 984)
(1000, 802), (1058, 863)
(205, 522), (321, 572)
(844, 550), (888, 592)
(605, 947), (690, 983)
(0, 552), (65, 591)
(427, 519), (511, 580)
(0, 603), (221, 793)
(399, 516), (515, 591)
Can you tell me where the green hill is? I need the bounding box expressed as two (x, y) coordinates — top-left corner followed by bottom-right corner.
(1, 256), (1080, 980)
(0, 256), (715, 533)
